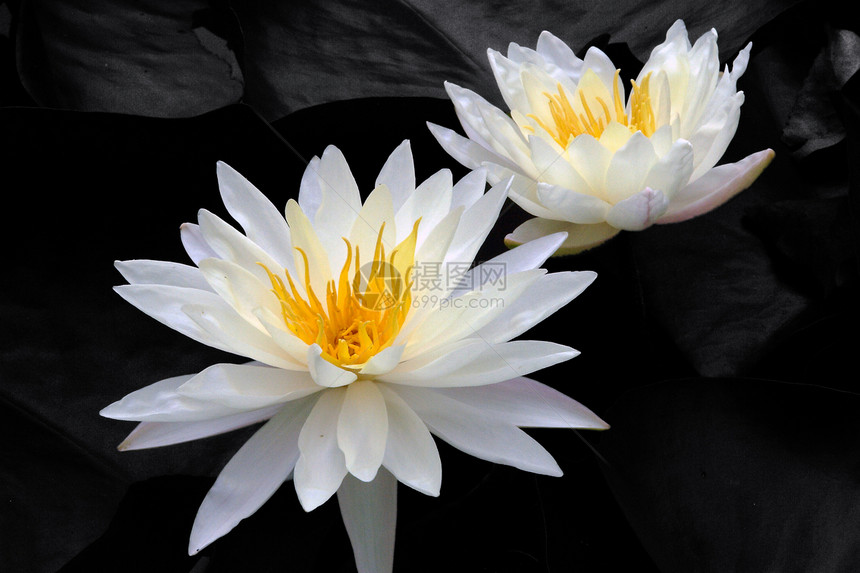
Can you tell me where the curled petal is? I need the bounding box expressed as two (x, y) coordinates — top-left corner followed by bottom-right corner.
(657, 148), (775, 223)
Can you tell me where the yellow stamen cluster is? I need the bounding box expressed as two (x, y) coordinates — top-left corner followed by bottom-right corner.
(528, 71), (656, 148)
(262, 221), (419, 368)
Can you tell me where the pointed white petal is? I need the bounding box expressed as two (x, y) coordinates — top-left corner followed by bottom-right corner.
(294, 388), (348, 511)
(443, 176), (508, 264)
(393, 386), (562, 476)
(337, 381), (388, 482)
(101, 373), (243, 422)
(427, 122), (513, 173)
(115, 259), (212, 291)
(175, 363), (320, 410)
(395, 169), (453, 247)
(298, 156), (323, 220)
(197, 209), (284, 284)
(113, 284), (242, 354)
(378, 385), (441, 496)
(436, 377), (609, 429)
(337, 469), (397, 573)
(375, 140), (415, 213)
(385, 340), (577, 388)
(118, 404), (282, 451)
(658, 148), (774, 223)
(285, 199), (332, 298)
(216, 161), (294, 268)
(188, 397), (314, 555)
(180, 223), (218, 265)
(307, 345), (358, 388)
(476, 271), (596, 343)
(450, 168), (488, 211)
(455, 231), (568, 297)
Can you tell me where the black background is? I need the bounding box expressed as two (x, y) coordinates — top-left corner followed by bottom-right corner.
(2, 0), (859, 571)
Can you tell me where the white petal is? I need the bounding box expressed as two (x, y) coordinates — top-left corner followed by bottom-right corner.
(443, 176), (508, 264)
(188, 397), (314, 555)
(182, 303), (301, 370)
(384, 340), (577, 388)
(197, 209), (284, 284)
(504, 218), (620, 255)
(529, 136), (596, 197)
(197, 257), (280, 330)
(285, 199), (332, 298)
(500, 168), (562, 220)
(487, 48), (529, 112)
(535, 182), (611, 224)
(101, 373), (243, 422)
(436, 377), (609, 429)
(604, 132), (658, 204)
(113, 284), (242, 355)
(118, 405), (282, 451)
(348, 183), (396, 263)
(337, 469), (397, 573)
(476, 271), (596, 343)
(450, 167), (488, 211)
(115, 259), (212, 291)
(605, 187), (669, 231)
(456, 231), (568, 295)
(427, 122), (514, 173)
(175, 363), (320, 410)
(642, 139), (695, 200)
(307, 345), (358, 388)
(359, 345), (406, 376)
(375, 140), (415, 213)
(566, 134), (612, 201)
(393, 386), (562, 476)
(180, 223), (218, 265)
(337, 380), (388, 482)
(396, 168), (454, 247)
(378, 385), (441, 496)
(294, 388), (348, 511)
(216, 161), (294, 269)
(402, 269), (544, 358)
(535, 31), (583, 80)
(298, 156), (323, 220)
(658, 148), (774, 223)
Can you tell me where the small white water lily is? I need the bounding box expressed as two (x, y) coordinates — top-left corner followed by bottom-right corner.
(101, 142), (607, 572)
(429, 20), (775, 254)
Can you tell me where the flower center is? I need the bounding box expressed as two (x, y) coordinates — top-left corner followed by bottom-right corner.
(528, 71), (656, 147)
(262, 221), (419, 368)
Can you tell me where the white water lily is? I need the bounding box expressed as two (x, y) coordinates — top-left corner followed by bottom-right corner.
(100, 142), (607, 572)
(429, 20), (775, 254)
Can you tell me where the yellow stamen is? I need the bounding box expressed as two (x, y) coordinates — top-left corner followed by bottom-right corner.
(528, 71), (656, 147)
(261, 220), (420, 368)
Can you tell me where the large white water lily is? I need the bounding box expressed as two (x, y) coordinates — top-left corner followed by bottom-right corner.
(429, 20), (775, 255)
(100, 142), (607, 573)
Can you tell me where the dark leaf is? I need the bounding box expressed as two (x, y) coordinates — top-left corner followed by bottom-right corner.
(235, 0), (800, 121)
(14, 0), (244, 116)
